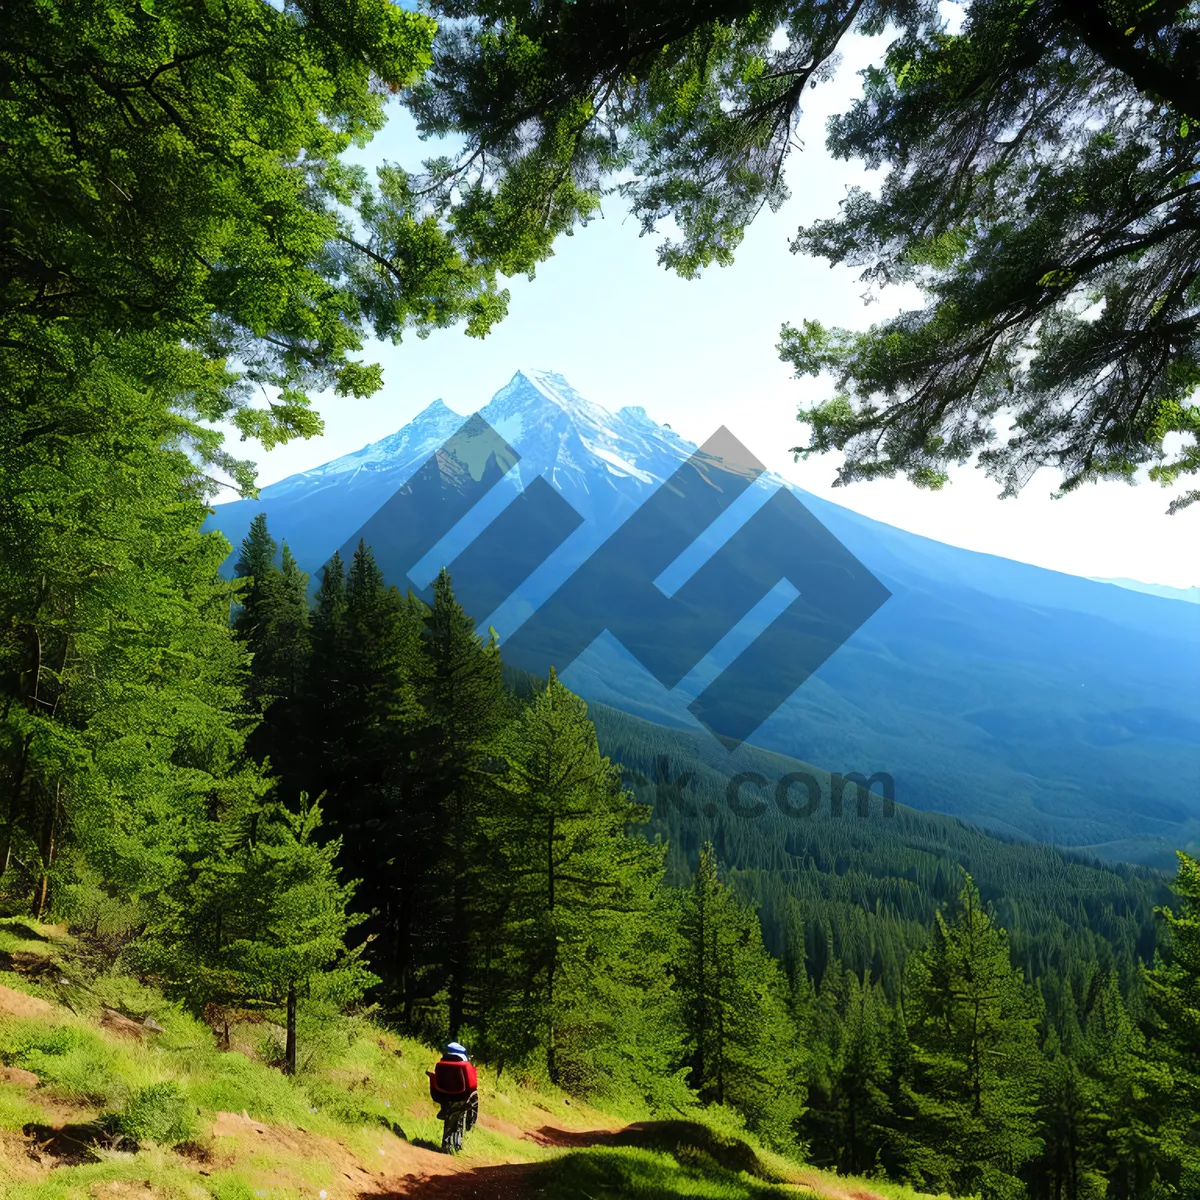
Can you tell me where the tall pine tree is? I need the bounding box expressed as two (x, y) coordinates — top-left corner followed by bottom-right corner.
(408, 570), (507, 1037)
(482, 670), (669, 1097)
(233, 518), (311, 799)
(141, 795), (375, 1075)
(802, 958), (898, 1177)
(675, 843), (803, 1149)
(897, 875), (1045, 1200)
(1144, 851), (1200, 1198)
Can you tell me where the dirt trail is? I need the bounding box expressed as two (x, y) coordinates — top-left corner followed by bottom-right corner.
(0, 983), (57, 1019)
(790, 1175), (891, 1200)
(13, 1077), (887, 1200)
(372, 1161), (543, 1199)
(367, 1120), (891, 1200)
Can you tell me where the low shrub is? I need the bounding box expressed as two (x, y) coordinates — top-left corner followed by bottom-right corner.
(108, 1081), (198, 1147)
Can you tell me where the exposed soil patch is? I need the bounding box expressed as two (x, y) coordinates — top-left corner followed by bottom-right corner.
(0, 983), (56, 1019)
(88, 1182), (163, 1199)
(367, 1161), (543, 1200)
(0, 1130), (43, 1185)
(0, 1065), (39, 1086)
(364, 1124), (892, 1200)
(210, 1110), (463, 1200)
(792, 1172), (888, 1200)
(0, 950), (57, 978)
(477, 1113), (526, 1142)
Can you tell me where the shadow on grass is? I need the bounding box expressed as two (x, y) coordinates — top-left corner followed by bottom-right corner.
(23, 1121), (108, 1166)
(370, 1146), (789, 1200)
(0, 921), (51, 943)
(0, 949), (57, 976)
(367, 1160), (542, 1199)
(528, 1120), (781, 1182)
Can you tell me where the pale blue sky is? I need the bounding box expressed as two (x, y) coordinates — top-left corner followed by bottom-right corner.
(222, 21), (1199, 588)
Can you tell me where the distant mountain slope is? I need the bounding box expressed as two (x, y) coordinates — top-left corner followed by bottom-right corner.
(576, 686), (1171, 982)
(206, 370), (1200, 862)
(1093, 577), (1200, 604)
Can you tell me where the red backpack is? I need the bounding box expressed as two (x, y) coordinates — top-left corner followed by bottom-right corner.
(429, 1057), (476, 1099)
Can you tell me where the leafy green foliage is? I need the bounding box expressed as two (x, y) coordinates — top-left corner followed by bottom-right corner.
(895, 877), (1044, 1199)
(108, 1081), (198, 1147)
(137, 794), (376, 1069)
(675, 845), (804, 1150)
(1143, 850), (1200, 1194)
(406, 569), (510, 1037)
(409, 0), (1200, 508)
(800, 958), (901, 1177)
(594, 698), (1170, 998)
(1, 0), (538, 460)
(3, 1021), (127, 1106)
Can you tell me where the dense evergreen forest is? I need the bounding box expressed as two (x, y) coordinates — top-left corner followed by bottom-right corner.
(591, 706), (1171, 1004)
(7, 504), (1195, 1199)
(4, 4), (1198, 1197)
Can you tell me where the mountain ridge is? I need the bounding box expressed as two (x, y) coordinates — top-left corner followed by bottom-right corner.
(1092, 577), (1200, 603)
(206, 369), (1200, 865)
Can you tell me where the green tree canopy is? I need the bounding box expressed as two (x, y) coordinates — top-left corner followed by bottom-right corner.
(1143, 850), (1200, 1194)
(1, 0), (567, 477)
(141, 794), (374, 1074)
(674, 843), (803, 1148)
(410, 0), (1200, 510)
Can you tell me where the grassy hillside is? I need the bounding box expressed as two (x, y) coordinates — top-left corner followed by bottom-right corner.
(0, 919), (961, 1200)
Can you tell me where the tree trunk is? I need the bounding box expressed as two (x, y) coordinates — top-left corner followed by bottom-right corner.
(546, 812), (556, 1084)
(34, 781), (60, 917)
(448, 787), (466, 1040)
(0, 732), (33, 879)
(284, 984), (297, 1075)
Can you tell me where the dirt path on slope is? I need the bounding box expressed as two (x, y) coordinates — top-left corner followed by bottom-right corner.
(366, 1121), (892, 1200)
(369, 1160), (544, 1199)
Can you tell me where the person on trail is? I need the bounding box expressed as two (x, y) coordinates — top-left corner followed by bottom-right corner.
(428, 1041), (479, 1147)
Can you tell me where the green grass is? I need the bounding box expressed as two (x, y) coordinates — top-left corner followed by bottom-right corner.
(1, 1019), (138, 1107)
(0, 1081), (44, 1133)
(0, 919), (66, 960)
(535, 1145), (790, 1199)
(109, 1082), (198, 1147)
(0, 927), (970, 1200)
(535, 1144), (967, 1200)
(3, 1149), (222, 1200)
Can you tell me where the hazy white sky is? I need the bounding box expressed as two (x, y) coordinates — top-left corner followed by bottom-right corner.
(227, 22), (1200, 589)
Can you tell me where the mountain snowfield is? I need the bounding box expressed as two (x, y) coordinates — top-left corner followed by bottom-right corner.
(207, 370), (1200, 866)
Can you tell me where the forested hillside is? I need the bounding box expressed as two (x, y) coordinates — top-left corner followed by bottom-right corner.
(11, 504), (1194, 1199)
(586, 702), (1170, 999)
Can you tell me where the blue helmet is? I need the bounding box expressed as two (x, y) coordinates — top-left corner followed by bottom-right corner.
(443, 1041), (469, 1061)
